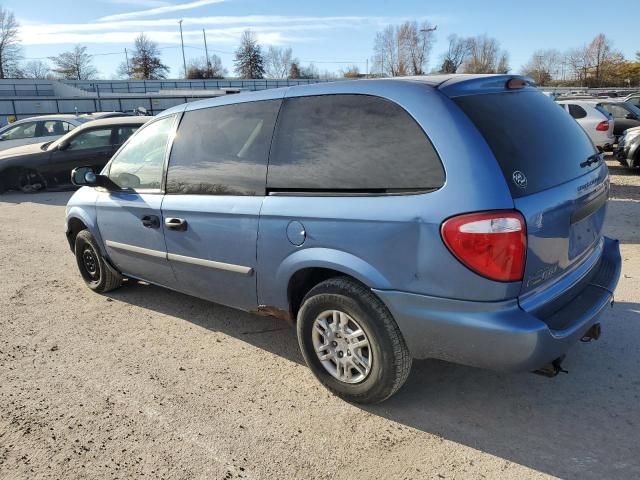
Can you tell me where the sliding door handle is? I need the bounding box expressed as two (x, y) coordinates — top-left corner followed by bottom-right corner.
(165, 217), (188, 231)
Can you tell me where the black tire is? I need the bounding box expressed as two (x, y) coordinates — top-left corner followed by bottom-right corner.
(18, 170), (45, 193)
(74, 230), (122, 293)
(297, 277), (412, 404)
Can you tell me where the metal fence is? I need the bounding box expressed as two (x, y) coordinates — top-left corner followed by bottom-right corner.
(0, 95), (206, 122)
(65, 78), (330, 94)
(0, 82), (55, 97)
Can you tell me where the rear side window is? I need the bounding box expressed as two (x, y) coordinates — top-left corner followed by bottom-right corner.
(42, 120), (73, 136)
(454, 91), (598, 198)
(167, 100), (281, 195)
(568, 104), (587, 119)
(267, 94), (444, 192)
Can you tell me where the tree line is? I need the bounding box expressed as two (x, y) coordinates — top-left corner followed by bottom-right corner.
(0, 5), (638, 85)
(521, 35), (640, 87)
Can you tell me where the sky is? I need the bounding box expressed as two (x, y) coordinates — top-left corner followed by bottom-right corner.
(5, 0), (638, 79)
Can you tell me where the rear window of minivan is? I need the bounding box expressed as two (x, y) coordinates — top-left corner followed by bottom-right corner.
(454, 91), (599, 198)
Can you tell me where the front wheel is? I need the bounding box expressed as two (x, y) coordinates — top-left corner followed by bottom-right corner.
(74, 230), (122, 293)
(18, 170), (45, 193)
(297, 277), (412, 404)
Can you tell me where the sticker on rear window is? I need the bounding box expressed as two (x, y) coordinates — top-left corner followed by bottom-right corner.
(512, 171), (527, 189)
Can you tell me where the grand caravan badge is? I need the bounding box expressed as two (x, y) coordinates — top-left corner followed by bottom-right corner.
(512, 171), (527, 189)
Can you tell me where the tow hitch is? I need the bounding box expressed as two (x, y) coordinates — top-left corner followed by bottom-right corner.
(534, 355), (568, 378)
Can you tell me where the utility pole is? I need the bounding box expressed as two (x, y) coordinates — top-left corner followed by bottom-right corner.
(178, 19), (187, 78)
(203, 28), (212, 77)
(124, 48), (131, 78)
(419, 25), (437, 75)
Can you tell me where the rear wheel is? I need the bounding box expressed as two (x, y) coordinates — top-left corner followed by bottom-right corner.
(297, 277), (412, 404)
(75, 230), (122, 293)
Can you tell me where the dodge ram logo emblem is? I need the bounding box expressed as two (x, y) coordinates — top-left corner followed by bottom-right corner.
(512, 171), (527, 189)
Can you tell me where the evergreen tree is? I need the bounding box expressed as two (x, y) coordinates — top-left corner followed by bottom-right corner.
(234, 30), (265, 79)
(128, 33), (169, 80)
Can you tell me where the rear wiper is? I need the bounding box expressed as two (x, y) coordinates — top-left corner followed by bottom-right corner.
(580, 153), (602, 168)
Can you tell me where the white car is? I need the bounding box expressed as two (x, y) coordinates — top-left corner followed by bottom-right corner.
(0, 115), (92, 152)
(557, 100), (615, 151)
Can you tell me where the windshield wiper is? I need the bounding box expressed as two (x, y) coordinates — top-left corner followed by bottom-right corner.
(580, 153), (601, 168)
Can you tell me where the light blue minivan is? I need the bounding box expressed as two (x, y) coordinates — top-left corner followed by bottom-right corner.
(66, 75), (621, 403)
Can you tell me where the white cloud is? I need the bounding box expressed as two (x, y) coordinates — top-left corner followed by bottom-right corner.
(98, 0), (225, 22)
(19, 14), (448, 47)
(104, 0), (170, 6)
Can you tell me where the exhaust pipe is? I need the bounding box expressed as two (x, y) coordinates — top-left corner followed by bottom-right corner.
(533, 355), (568, 378)
(580, 323), (601, 343)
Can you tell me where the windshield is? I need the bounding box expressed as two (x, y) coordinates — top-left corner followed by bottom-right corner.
(46, 130), (76, 151)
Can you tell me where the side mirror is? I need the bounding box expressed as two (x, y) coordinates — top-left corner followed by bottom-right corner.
(626, 113), (638, 120)
(71, 166), (98, 186)
(71, 166), (118, 190)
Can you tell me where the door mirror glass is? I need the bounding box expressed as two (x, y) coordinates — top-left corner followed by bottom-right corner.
(71, 166), (98, 186)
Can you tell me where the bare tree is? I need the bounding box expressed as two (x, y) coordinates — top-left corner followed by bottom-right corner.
(440, 34), (470, 73)
(50, 45), (97, 80)
(521, 49), (561, 85)
(462, 35), (509, 74)
(0, 7), (22, 78)
(567, 46), (590, 84)
(341, 65), (361, 78)
(264, 46), (293, 79)
(299, 63), (319, 79)
(127, 33), (169, 80)
(186, 55), (227, 79)
(22, 60), (51, 79)
(587, 34), (624, 87)
(373, 25), (401, 76)
(373, 21), (436, 76)
(402, 21), (436, 75)
(234, 30), (265, 79)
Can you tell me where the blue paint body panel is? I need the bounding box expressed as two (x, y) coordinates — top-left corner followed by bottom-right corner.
(65, 74), (622, 371)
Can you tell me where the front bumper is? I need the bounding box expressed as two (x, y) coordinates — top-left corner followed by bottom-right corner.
(375, 237), (621, 372)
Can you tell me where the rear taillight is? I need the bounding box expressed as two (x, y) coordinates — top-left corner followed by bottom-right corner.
(441, 211), (526, 282)
(596, 121), (610, 131)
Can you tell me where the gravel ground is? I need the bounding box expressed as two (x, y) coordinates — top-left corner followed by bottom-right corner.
(1, 159), (639, 480)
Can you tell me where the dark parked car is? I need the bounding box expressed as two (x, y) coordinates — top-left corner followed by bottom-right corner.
(597, 101), (640, 138)
(614, 127), (640, 169)
(0, 117), (149, 193)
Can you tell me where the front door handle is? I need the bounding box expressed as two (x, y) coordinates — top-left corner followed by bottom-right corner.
(165, 217), (188, 231)
(141, 215), (160, 229)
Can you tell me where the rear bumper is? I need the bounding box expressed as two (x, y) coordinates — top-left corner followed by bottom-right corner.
(375, 237), (621, 372)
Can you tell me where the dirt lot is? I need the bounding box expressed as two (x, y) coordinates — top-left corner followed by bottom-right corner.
(1, 159), (639, 480)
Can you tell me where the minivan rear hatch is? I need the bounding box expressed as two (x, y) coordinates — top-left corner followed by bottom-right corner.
(450, 81), (609, 305)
